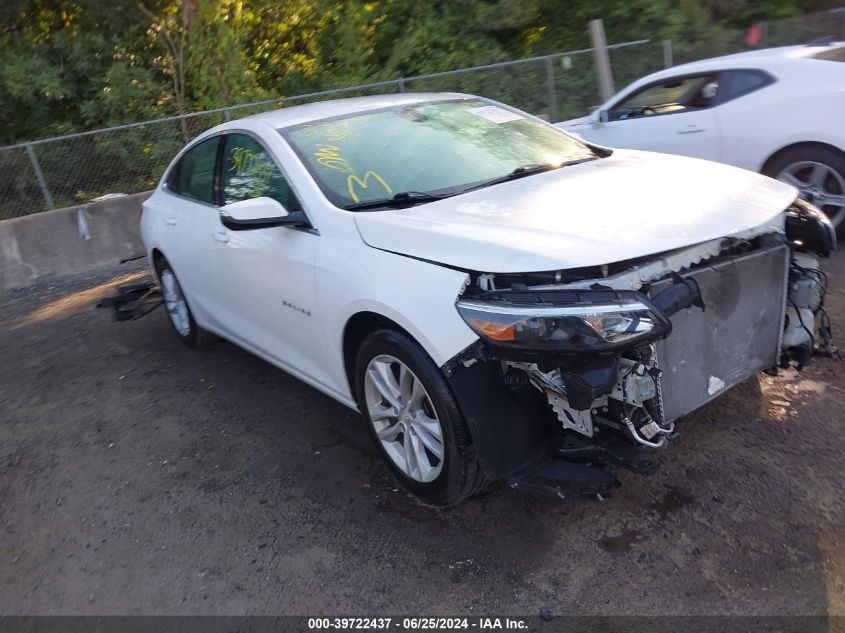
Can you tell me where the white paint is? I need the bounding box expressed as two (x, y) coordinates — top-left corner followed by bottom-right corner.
(708, 375), (726, 396)
(557, 43), (845, 173)
(354, 150), (795, 272)
(77, 208), (91, 241)
(555, 219), (783, 291)
(1, 236), (39, 281)
(140, 92), (796, 413)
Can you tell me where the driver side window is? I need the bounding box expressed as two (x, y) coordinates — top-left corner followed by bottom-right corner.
(610, 74), (720, 121)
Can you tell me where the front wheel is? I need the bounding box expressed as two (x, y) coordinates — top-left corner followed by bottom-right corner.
(765, 146), (845, 232)
(354, 328), (488, 505)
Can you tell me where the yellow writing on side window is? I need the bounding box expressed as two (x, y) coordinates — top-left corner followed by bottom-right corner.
(347, 171), (393, 203)
(230, 146), (263, 174)
(314, 144), (354, 174)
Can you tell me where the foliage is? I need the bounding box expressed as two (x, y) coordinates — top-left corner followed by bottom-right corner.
(0, 0), (840, 218)
(1, 0), (839, 145)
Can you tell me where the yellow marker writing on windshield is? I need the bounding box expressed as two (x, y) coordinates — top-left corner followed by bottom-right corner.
(326, 120), (359, 141)
(314, 144), (354, 174)
(348, 171), (392, 203)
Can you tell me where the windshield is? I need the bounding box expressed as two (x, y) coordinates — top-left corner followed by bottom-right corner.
(280, 99), (596, 209)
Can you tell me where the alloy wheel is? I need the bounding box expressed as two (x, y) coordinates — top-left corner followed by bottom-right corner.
(777, 160), (845, 228)
(160, 269), (191, 337)
(363, 354), (445, 483)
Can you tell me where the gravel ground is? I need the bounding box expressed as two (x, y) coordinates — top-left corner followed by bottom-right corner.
(1, 252), (844, 617)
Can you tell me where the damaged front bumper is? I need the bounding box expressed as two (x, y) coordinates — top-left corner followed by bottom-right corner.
(444, 201), (837, 499)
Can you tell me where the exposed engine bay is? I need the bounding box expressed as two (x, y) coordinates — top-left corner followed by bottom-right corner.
(444, 199), (837, 499)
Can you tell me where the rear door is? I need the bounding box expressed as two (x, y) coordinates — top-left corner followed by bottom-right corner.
(587, 72), (723, 161)
(157, 136), (230, 329)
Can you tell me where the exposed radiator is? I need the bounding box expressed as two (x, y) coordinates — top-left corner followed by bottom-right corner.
(651, 244), (789, 422)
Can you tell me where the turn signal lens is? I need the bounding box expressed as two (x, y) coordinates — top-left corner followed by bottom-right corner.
(467, 317), (517, 341)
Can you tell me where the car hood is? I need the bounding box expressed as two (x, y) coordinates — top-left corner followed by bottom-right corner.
(353, 150), (796, 273)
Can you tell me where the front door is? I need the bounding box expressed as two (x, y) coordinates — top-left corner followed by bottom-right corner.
(586, 72), (724, 162)
(211, 132), (330, 387)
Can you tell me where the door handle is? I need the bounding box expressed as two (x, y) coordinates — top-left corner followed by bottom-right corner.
(165, 217), (177, 225)
(213, 231), (230, 244)
(677, 125), (705, 134)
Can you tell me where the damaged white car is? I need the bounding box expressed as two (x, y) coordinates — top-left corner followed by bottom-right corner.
(140, 93), (836, 505)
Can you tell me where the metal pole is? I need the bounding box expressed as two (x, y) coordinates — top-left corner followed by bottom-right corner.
(589, 19), (616, 102)
(398, 78), (406, 93)
(544, 57), (559, 123)
(25, 143), (54, 211)
(223, 107), (231, 122)
(662, 39), (674, 68)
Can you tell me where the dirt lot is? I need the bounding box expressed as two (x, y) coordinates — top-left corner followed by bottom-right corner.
(1, 251), (844, 617)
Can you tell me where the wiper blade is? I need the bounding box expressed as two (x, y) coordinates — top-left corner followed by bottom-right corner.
(560, 156), (599, 167)
(459, 163), (558, 194)
(344, 191), (448, 211)
(460, 158), (599, 194)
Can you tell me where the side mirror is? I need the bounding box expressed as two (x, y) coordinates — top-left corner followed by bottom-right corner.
(595, 109), (609, 124)
(220, 197), (309, 231)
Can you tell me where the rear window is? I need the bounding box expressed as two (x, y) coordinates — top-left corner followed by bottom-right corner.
(167, 137), (219, 204)
(812, 46), (845, 62)
(719, 70), (773, 101)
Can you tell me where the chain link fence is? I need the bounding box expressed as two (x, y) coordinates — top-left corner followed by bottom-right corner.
(1, 8), (842, 221)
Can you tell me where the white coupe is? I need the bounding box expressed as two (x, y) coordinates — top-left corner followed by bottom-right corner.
(558, 41), (845, 230)
(141, 93), (835, 504)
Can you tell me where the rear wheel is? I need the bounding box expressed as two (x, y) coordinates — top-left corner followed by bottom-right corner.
(354, 328), (488, 505)
(154, 257), (213, 348)
(765, 146), (845, 232)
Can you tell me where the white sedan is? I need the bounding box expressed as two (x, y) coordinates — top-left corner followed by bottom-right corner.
(141, 93), (835, 504)
(558, 42), (845, 230)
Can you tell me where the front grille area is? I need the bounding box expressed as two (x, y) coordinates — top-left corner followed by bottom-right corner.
(651, 244), (789, 422)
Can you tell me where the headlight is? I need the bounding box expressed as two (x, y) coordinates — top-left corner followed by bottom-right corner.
(456, 292), (670, 352)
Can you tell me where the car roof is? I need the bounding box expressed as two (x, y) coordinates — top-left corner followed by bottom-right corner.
(633, 41), (845, 82)
(242, 92), (472, 129)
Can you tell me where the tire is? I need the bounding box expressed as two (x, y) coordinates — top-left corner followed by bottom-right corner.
(354, 328), (489, 505)
(154, 256), (213, 348)
(763, 145), (845, 233)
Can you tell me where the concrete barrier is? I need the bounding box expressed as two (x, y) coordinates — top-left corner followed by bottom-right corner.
(0, 192), (150, 291)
